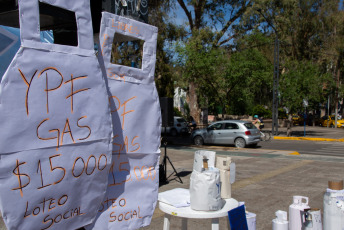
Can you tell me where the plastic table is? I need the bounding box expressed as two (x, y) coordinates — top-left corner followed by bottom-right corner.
(159, 198), (239, 230)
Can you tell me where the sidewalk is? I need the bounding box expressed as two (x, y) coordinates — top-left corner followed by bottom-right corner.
(272, 125), (344, 142)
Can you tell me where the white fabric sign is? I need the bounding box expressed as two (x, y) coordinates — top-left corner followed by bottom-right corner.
(88, 13), (161, 229)
(0, 1), (113, 229)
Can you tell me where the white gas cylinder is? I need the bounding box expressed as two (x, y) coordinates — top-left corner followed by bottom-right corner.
(272, 210), (288, 230)
(303, 208), (322, 230)
(323, 189), (344, 230)
(216, 156), (231, 198)
(289, 196), (310, 230)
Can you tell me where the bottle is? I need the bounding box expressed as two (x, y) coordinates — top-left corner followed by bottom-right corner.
(216, 156), (231, 198)
(289, 196), (310, 230)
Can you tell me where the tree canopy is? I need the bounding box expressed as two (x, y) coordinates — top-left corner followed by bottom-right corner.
(149, 0), (344, 121)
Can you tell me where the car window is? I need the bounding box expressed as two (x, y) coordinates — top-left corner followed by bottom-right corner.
(208, 123), (223, 130)
(224, 123), (239, 130)
(244, 123), (257, 129)
(176, 118), (186, 123)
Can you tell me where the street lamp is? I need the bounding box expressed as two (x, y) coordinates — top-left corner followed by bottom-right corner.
(257, 9), (279, 136)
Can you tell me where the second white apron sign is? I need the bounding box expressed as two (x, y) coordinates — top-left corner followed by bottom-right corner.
(87, 13), (161, 230)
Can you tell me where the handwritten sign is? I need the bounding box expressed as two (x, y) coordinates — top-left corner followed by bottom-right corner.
(0, 0), (113, 229)
(87, 13), (161, 229)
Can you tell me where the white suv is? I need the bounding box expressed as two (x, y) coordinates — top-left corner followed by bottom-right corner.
(162, 116), (188, 136)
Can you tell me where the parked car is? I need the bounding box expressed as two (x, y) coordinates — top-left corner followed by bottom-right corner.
(192, 120), (260, 148)
(320, 115), (344, 128)
(292, 114), (304, 126)
(161, 116), (188, 136)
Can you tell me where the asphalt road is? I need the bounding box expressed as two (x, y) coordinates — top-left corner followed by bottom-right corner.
(259, 139), (344, 157)
(167, 134), (344, 157)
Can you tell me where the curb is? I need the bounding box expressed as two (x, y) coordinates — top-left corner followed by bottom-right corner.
(274, 136), (344, 142)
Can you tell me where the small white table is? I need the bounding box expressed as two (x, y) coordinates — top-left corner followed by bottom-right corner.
(159, 198), (239, 230)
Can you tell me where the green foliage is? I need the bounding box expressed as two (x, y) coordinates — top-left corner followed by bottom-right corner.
(279, 59), (331, 114)
(173, 107), (183, 117)
(278, 108), (287, 119)
(175, 29), (273, 116)
(155, 0), (344, 118)
(149, 0), (180, 98)
(252, 105), (271, 118)
(183, 102), (190, 118)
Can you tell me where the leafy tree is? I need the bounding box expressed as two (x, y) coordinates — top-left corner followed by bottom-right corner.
(317, 0), (344, 118)
(175, 0), (252, 122)
(176, 28), (272, 118)
(149, 0), (180, 98)
(240, 0), (343, 119)
(279, 59), (331, 115)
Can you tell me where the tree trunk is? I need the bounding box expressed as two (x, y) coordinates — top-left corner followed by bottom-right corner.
(188, 81), (201, 124)
(287, 114), (293, 137)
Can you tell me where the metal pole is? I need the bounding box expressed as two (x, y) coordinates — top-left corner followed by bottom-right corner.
(272, 35), (279, 136)
(256, 9), (279, 136)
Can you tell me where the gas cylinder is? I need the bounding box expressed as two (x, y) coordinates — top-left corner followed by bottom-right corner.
(289, 196), (310, 230)
(216, 156), (231, 198)
(272, 210), (288, 230)
(303, 208), (322, 230)
(323, 180), (344, 230)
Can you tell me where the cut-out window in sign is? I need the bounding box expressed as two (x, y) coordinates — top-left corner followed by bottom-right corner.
(111, 34), (144, 69)
(39, 1), (78, 46)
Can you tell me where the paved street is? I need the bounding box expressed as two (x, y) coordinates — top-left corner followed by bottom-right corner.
(260, 140), (344, 157)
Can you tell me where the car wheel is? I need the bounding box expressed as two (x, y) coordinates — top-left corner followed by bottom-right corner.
(234, 138), (246, 148)
(194, 136), (204, 146)
(170, 129), (178, 136)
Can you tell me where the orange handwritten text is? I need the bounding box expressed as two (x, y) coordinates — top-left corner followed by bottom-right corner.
(18, 67), (89, 115)
(64, 74), (90, 114)
(109, 95), (137, 130)
(18, 69), (38, 115)
(107, 69), (126, 82)
(12, 159), (30, 197)
(37, 67), (64, 114)
(22, 194), (85, 230)
(111, 19), (140, 35)
(98, 197), (127, 212)
(11, 153), (107, 197)
(36, 116), (91, 150)
(42, 206), (85, 230)
(109, 206), (143, 223)
(101, 34), (110, 56)
(24, 194), (68, 219)
(108, 160), (156, 187)
(112, 135), (140, 155)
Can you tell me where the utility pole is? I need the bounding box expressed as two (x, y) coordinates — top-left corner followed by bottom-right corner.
(257, 9), (279, 136)
(272, 34), (280, 135)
